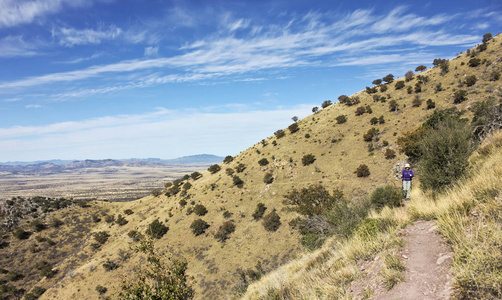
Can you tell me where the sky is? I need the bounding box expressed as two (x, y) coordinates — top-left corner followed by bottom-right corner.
(0, 0), (500, 162)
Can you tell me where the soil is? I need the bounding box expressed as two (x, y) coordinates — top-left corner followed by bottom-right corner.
(372, 220), (453, 300)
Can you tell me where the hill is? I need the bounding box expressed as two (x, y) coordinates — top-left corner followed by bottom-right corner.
(0, 33), (500, 300)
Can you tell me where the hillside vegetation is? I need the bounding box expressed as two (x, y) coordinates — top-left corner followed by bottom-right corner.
(0, 33), (501, 300)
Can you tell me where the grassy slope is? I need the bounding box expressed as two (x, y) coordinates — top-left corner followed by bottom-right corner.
(1, 35), (500, 300)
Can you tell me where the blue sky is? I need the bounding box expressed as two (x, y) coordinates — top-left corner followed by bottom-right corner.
(0, 0), (500, 162)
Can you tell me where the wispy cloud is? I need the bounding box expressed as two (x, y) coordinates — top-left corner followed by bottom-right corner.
(144, 46), (159, 57)
(0, 105), (313, 160)
(0, 35), (38, 57)
(0, 6), (495, 95)
(25, 104), (42, 108)
(0, 0), (100, 28)
(52, 25), (122, 46)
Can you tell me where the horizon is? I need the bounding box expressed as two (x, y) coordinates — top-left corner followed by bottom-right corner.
(0, 0), (501, 162)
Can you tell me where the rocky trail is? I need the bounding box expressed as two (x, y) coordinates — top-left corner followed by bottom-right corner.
(373, 220), (453, 300)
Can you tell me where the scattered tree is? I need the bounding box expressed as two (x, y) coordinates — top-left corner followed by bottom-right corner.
(321, 100), (332, 108)
(356, 164), (370, 177)
(415, 65), (427, 72)
(383, 74), (394, 83)
(208, 164), (221, 174)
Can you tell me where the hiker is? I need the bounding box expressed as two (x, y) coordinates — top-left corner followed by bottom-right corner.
(402, 163), (414, 200)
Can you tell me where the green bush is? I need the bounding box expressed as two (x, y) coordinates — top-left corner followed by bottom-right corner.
(190, 219), (210, 236)
(193, 204), (208, 216)
(12, 228), (31, 240)
(236, 163), (246, 173)
(49, 217), (63, 228)
(363, 128), (379, 142)
(37, 261), (56, 278)
(252, 203), (267, 220)
(26, 286), (46, 299)
(470, 97), (502, 140)
(95, 285), (107, 294)
(370, 117), (378, 125)
(468, 57), (481, 67)
(321, 100), (332, 108)
(426, 99), (436, 109)
(233, 176), (244, 188)
(384, 148), (396, 159)
(262, 210), (281, 232)
(419, 119), (473, 192)
(379, 115), (385, 124)
(284, 185), (344, 217)
(146, 219), (169, 239)
(465, 75), (477, 87)
(274, 129), (285, 138)
(356, 218), (393, 240)
(117, 237), (194, 299)
(223, 155), (234, 163)
(263, 172), (274, 184)
(370, 185), (402, 211)
(30, 219), (47, 232)
(395, 80), (405, 89)
(288, 123), (299, 133)
(412, 97), (422, 107)
(355, 106), (366, 116)
(301, 154), (316, 166)
(190, 171), (202, 180)
(6, 271), (23, 281)
(103, 259), (119, 271)
(258, 158), (269, 166)
(208, 164), (221, 174)
(356, 164), (370, 177)
(215, 221), (236, 242)
(116, 215), (128, 226)
(105, 214), (115, 224)
(389, 100), (399, 111)
(335, 115), (347, 124)
(93, 231), (110, 244)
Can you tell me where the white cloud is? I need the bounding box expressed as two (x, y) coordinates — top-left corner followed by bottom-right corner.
(0, 35), (38, 57)
(0, 6), (489, 94)
(53, 25), (122, 46)
(25, 104), (42, 108)
(0, 0), (99, 28)
(0, 105), (314, 161)
(144, 46), (159, 57)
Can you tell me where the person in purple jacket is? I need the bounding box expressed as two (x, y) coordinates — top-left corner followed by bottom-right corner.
(402, 163), (414, 200)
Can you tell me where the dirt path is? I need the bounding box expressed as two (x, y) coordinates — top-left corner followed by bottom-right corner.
(373, 220), (453, 300)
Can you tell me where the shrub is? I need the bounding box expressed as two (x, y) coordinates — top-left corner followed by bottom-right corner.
(470, 97), (502, 139)
(116, 215), (128, 226)
(365, 105), (373, 114)
(379, 115), (385, 124)
(335, 115), (347, 124)
(262, 210), (281, 232)
(370, 186), (402, 211)
(215, 221), (236, 242)
(356, 164), (370, 177)
(363, 128), (379, 142)
(94, 231), (110, 244)
(258, 158), (269, 166)
(412, 97), (422, 107)
(117, 237), (194, 299)
(454, 90), (468, 104)
(404, 70), (414, 82)
(263, 172), (274, 184)
(252, 203), (267, 220)
(338, 95), (360, 106)
(103, 259), (119, 271)
(223, 210), (232, 218)
(235, 163), (246, 173)
(190, 219), (210, 236)
(465, 75), (477, 87)
(223, 155), (234, 163)
(426, 99), (436, 109)
(366, 86), (378, 94)
(288, 123), (299, 134)
(489, 71), (501, 81)
(321, 100), (332, 108)
(407, 86), (413, 94)
(372, 79), (382, 85)
(414, 82), (422, 93)
(419, 119), (473, 191)
(30, 219), (47, 232)
(6, 271), (23, 281)
(128, 230), (142, 242)
(95, 285), (107, 294)
(38, 262), (56, 278)
(312, 106), (319, 114)
(190, 171), (202, 180)
(208, 164), (221, 174)
(26, 286), (46, 299)
(284, 185), (344, 217)
(225, 168), (234, 176)
(468, 57), (481, 67)
(389, 100), (399, 111)
(355, 106), (366, 116)
(385, 148), (396, 159)
(380, 85), (388, 92)
(395, 80), (405, 89)
(301, 154), (316, 166)
(146, 219), (169, 239)
(415, 65), (427, 72)
(12, 228), (30, 240)
(193, 204), (208, 216)
(482, 32), (492, 43)
(383, 74), (394, 83)
(232, 176), (244, 188)
(105, 214), (115, 224)
(274, 129), (285, 138)
(370, 117), (379, 125)
(124, 209), (134, 215)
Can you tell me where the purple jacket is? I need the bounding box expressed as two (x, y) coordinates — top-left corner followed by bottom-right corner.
(402, 169), (414, 181)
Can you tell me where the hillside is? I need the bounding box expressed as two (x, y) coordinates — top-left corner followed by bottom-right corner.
(0, 33), (501, 300)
